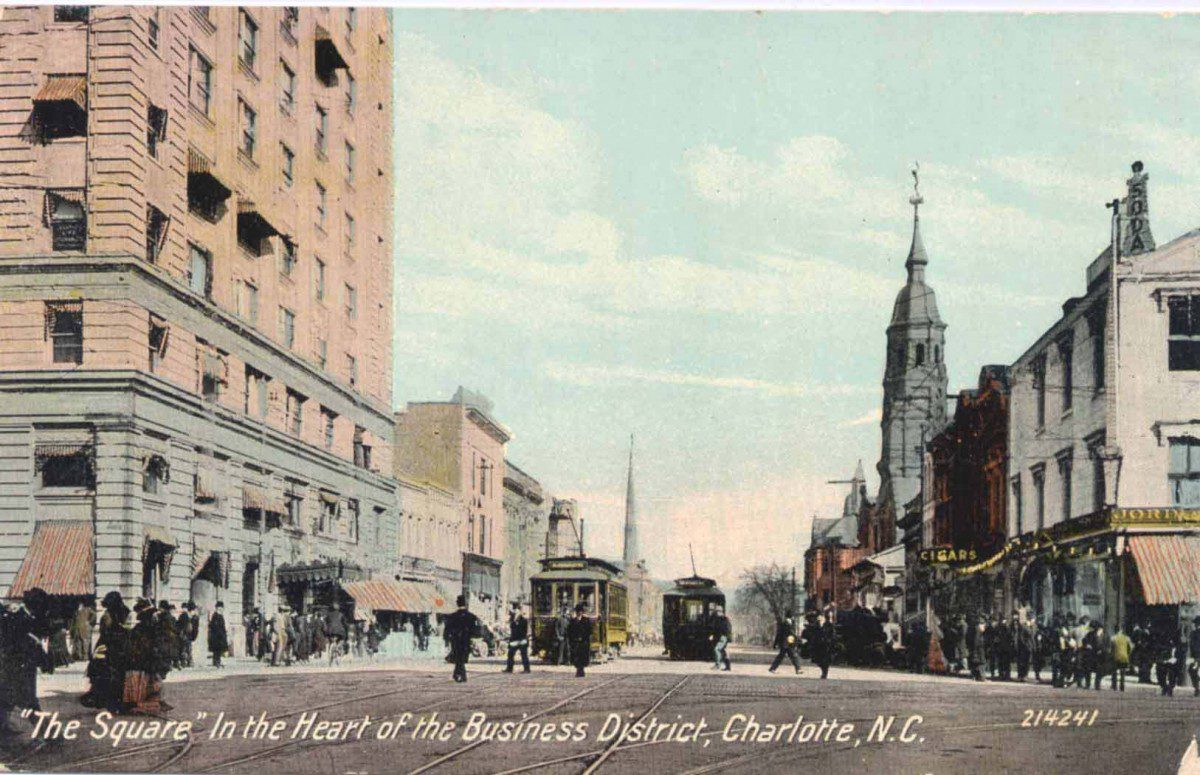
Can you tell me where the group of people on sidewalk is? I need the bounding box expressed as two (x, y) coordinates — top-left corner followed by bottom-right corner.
(936, 612), (1200, 696)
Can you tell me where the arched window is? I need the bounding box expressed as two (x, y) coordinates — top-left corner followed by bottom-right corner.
(934, 345), (941, 363)
(915, 343), (926, 366)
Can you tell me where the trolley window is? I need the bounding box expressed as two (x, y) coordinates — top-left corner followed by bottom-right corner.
(577, 583), (598, 616)
(683, 599), (706, 622)
(533, 583), (553, 616)
(556, 583), (573, 614)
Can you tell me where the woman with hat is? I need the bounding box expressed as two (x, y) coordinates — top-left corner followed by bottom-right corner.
(83, 591), (130, 713)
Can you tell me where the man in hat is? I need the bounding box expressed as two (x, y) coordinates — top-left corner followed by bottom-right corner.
(272, 605), (293, 667)
(443, 595), (479, 683)
(0, 589), (51, 734)
(567, 603), (592, 678)
(768, 610), (802, 674)
(555, 605), (571, 666)
(157, 600), (180, 670)
(69, 600), (96, 663)
(504, 602), (531, 674)
(208, 602), (228, 668)
(711, 605), (732, 671)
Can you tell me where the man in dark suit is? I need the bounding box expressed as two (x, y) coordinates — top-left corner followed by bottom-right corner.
(443, 595), (479, 683)
(567, 603), (592, 677)
(504, 602), (530, 674)
(769, 610), (802, 674)
(208, 602), (228, 668)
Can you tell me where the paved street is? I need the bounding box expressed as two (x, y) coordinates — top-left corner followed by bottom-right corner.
(2, 647), (1197, 774)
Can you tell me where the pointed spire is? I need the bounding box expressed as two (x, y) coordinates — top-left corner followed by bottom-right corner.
(853, 459), (865, 482)
(906, 163), (928, 273)
(623, 434), (639, 567)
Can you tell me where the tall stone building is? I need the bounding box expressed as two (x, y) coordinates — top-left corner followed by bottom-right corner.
(0, 7), (396, 649)
(501, 460), (550, 604)
(865, 173), (948, 553)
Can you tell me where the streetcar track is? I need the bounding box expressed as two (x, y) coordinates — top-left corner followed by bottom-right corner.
(580, 675), (690, 775)
(407, 676), (629, 775)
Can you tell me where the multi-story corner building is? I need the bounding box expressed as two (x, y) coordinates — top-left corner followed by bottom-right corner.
(394, 387), (510, 621)
(0, 6), (395, 650)
(1007, 163), (1200, 635)
(803, 462), (868, 611)
(501, 461), (549, 605)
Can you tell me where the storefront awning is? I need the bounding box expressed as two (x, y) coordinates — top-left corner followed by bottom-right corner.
(343, 579), (421, 614)
(277, 560), (365, 585)
(8, 520), (94, 598)
(1128, 534), (1200, 605)
(34, 74), (87, 110)
(242, 484), (266, 511)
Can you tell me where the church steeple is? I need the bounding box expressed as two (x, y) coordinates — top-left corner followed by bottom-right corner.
(905, 165), (928, 281)
(623, 434), (639, 567)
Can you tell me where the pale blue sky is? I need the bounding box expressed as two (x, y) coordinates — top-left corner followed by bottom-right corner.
(389, 11), (1200, 586)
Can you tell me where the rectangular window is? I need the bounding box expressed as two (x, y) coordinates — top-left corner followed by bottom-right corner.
(281, 143), (294, 187)
(1010, 475), (1022, 535)
(244, 365), (269, 418)
(316, 338), (328, 369)
(315, 181), (326, 227)
(319, 495), (337, 534)
(314, 257), (326, 300)
(348, 498), (360, 543)
(238, 99), (257, 159)
(344, 213), (355, 255)
(280, 237), (296, 276)
(1057, 450), (1073, 522)
(147, 104), (167, 158)
(54, 6), (89, 22)
(1088, 306), (1105, 393)
(321, 407), (337, 449)
(46, 191), (86, 251)
(345, 142), (355, 183)
(1168, 296), (1200, 371)
(239, 280), (258, 324)
(1032, 354), (1046, 429)
(37, 443), (95, 489)
(347, 354), (357, 388)
(345, 73), (356, 115)
(279, 60), (295, 114)
(285, 388), (305, 436)
(147, 8), (159, 49)
(1092, 448), (1105, 512)
(278, 307), (295, 349)
(346, 7), (356, 32)
(145, 205), (168, 264)
(345, 283), (357, 320)
(238, 9), (258, 72)
(47, 301), (83, 364)
(1169, 437), (1200, 506)
(189, 47), (213, 116)
(285, 492), (302, 527)
(142, 454), (169, 495)
(315, 105), (327, 155)
(188, 243), (212, 298)
(198, 342), (227, 401)
(281, 6), (299, 38)
(1058, 335), (1073, 412)
(353, 426), (370, 469)
(1032, 465), (1045, 531)
(148, 318), (168, 373)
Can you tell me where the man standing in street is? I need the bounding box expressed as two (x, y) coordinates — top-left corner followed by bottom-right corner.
(567, 603), (592, 677)
(176, 604), (193, 668)
(69, 601), (95, 663)
(1110, 626), (1132, 692)
(711, 606), (732, 671)
(208, 602), (228, 668)
(555, 606), (571, 666)
(444, 595), (479, 683)
(504, 602), (530, 674)
(805, 613), (834, 679)
(768, 610), (802, 674)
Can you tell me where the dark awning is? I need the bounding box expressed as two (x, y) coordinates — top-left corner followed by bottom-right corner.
(314, 25), (349, 73)
(237, 200), (280, 240)
(187, 147), (232, 202)
(34, 74), (87, 111)
(277, 560), (365, 585)
(8, 521), (94, 598)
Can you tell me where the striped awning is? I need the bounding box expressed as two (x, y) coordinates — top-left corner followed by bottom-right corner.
(242, 484), (266, 511)
(143, 523), (175, 549)
(8, 520), (94, 598)
(34, 74), (87, 110)
(1128, 534), (1200, 605)
(187, 147), (232, 202)
(343, 578), (432, 614)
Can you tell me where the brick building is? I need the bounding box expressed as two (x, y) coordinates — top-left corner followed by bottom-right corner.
(803, 462), (868, 611)
(0, 6), (395, 650)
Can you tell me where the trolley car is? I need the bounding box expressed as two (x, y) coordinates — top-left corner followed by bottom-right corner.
(530, 556), (628, 660)
(663, 575), (726, 660)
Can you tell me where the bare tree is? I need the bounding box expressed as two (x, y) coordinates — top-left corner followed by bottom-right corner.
(732, 563), (797, 643)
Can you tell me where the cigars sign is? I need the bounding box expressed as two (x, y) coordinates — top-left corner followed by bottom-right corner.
(918, 546), (980, 566)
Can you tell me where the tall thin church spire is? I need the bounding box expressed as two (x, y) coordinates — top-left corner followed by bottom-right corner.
(906, 163), (928, 277)
(623, 434), (639, 566)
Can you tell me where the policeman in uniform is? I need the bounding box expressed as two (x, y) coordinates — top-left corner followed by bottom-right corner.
(768, 610), (802, 674)
(504, 602), (531, 673)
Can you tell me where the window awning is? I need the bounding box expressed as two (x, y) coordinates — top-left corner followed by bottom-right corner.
(34, 74), (87, 111)
(8, 520), (94, 598)
(265, 495), (287, 516)
(1128, 534), (1200, 605)
(237, 200), (281, 241)
(143, 523), (175, 549)
(195, 467), (217, 503)
(319, 491), (340, 506)
(201, 349), (228, 384)
(242, 484), (266, 511)
(314, 25), (349, 73)
(187, 147), (232, 202)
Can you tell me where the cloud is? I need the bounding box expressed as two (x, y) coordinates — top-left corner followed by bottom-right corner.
(841, 408), (882, 427)
(544, 361), (874, 398)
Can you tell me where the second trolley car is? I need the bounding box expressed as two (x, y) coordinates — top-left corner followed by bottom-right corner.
(663, 575), (726, 660)
(530, 556), (628, 661)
